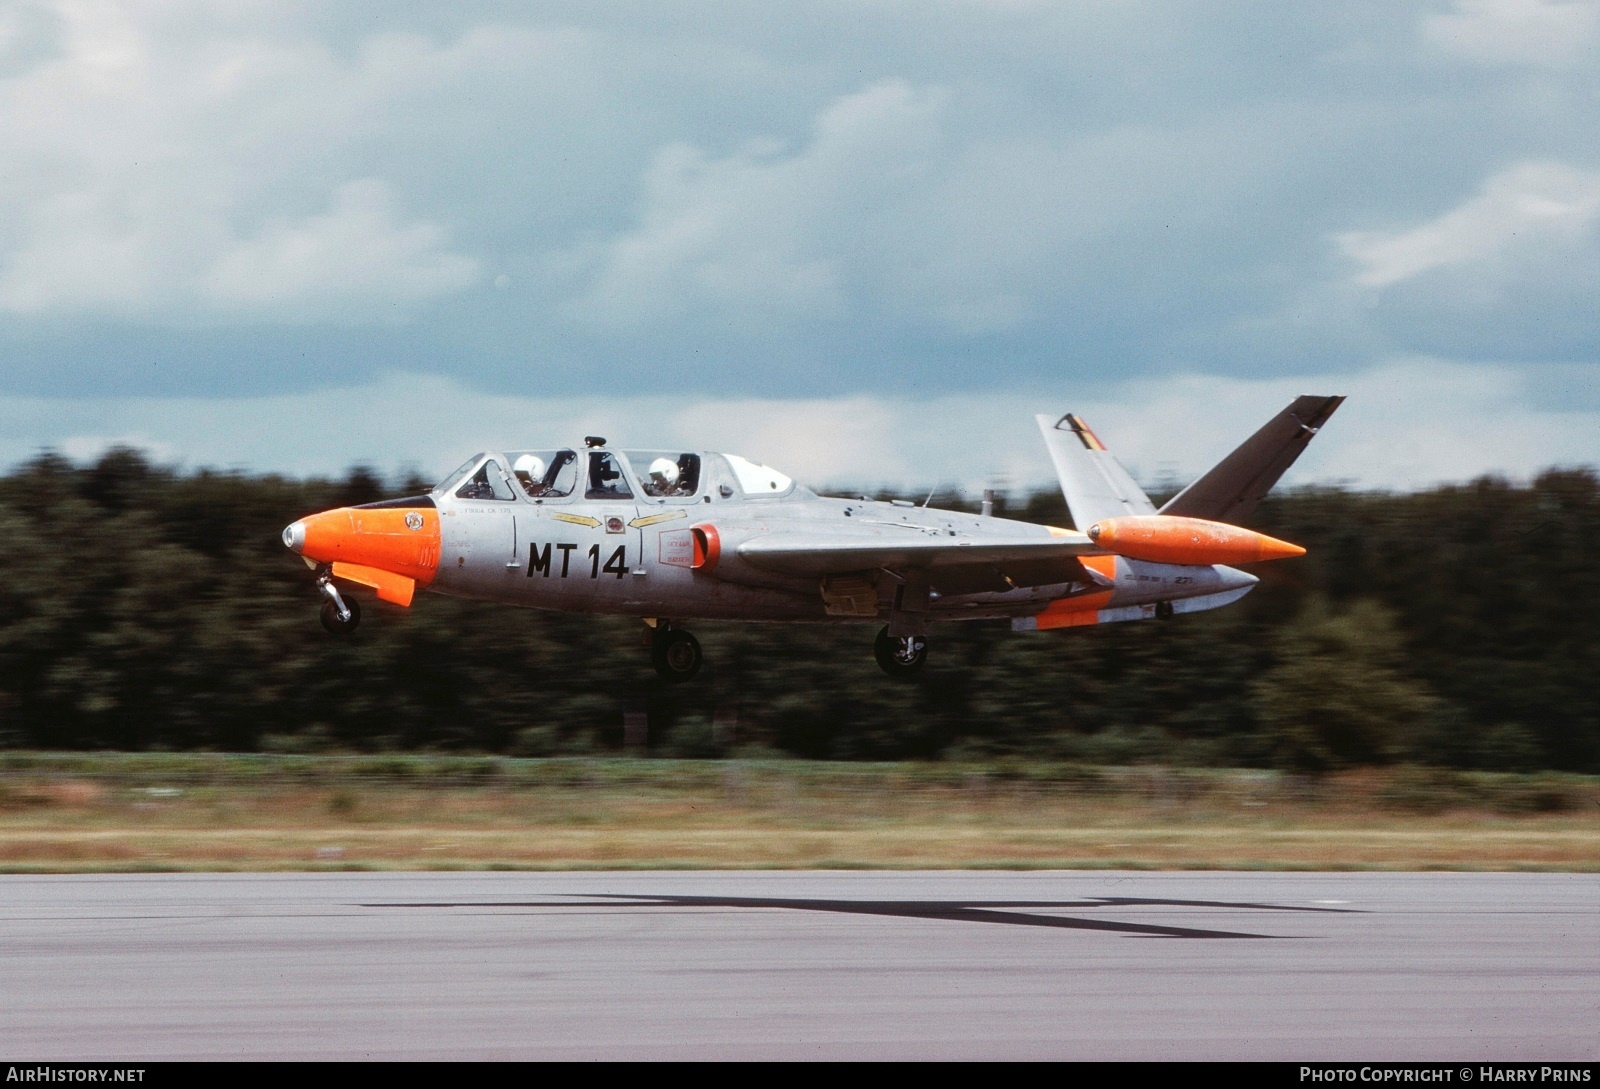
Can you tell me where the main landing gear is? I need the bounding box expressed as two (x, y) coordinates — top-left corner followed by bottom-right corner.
(648, 624), (925, 681)
(651, 624), (703, 683)
(874, 626), (927, 679)
(317, 568), (361, 635)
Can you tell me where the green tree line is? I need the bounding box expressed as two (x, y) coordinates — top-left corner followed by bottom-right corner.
(0, 449), (1594, 771)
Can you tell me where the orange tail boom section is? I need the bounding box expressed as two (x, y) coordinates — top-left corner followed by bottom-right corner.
(1087, 515), (1304, 566)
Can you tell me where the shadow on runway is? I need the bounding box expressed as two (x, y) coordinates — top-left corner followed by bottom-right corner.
(364, 894), (1360, 940)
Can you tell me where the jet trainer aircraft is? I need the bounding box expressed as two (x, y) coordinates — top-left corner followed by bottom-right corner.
(282, 396), (1342, 680)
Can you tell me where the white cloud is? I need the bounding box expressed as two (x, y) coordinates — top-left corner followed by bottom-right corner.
(564, 80), (946, 332)
(204, 180), (478, 319)
(1087, 360), (1600, 493)
(0, 0), (1593, 453)
(0, 3), (483, 320)
(1424, 0), (1600, 69)
(563, 76), (1322, 343)
(1337, 161), (1600, 288)
(5, 362), (1593, 497)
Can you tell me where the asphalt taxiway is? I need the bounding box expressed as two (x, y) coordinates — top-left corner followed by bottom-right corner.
(2, 871), (1595, 1060)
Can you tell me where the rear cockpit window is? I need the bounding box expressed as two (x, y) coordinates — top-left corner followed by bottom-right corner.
(624, 451), (701, 498)
(586, 451), (633, 500)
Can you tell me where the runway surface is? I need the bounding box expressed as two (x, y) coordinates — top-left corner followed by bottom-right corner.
(2, 870), (1595, 1060)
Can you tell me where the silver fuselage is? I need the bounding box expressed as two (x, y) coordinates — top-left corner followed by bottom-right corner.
(428, 448), (1255, 626)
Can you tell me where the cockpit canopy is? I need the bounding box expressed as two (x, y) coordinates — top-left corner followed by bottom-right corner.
(624, 451), (702, 498)
(721, 453), (793, 495)
(432, 448), (805, 502)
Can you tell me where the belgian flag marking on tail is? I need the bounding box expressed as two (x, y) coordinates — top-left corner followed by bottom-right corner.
(1063, 413), (1106, 451)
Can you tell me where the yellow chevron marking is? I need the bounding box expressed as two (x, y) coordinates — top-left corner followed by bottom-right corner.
(629, 510), (688, 528)
(551, 513), (602, 527)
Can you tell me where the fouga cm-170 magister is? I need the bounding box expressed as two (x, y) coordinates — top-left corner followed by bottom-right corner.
(282, 395), (1342, 681)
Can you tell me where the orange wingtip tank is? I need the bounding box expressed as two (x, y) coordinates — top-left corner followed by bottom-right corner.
(1086, 515), (1305, 565)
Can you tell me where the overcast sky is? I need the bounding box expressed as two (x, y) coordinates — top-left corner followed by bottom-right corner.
(2, 1), (1597, 492)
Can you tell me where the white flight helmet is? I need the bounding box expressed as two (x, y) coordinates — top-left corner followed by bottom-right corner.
(647, 457), (680, 489)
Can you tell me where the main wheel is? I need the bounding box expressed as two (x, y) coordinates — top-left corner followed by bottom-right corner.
(320, 596), (361, 635)
(874, 626), (927, 678)
(651, 628), (703, 682)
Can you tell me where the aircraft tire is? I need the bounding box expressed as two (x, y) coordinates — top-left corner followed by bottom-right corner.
(874, 626), (927, 679)
(1155, 600), (1174, 620)
(652, 628), (702, 683)
(319, 596), (361, 635)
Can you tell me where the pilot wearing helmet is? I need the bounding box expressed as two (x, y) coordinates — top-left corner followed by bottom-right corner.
(641, 454), (699, 497)
(646, 457), (681, 497)
(513, 453), (548, 497)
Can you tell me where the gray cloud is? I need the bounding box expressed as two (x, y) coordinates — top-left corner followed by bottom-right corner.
(0, 1), (1593, 480)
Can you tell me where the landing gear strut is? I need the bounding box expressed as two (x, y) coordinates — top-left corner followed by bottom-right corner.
(317, 569), (361, 635)
(651, 625), (702, 683)
(874, 626), (927, 679)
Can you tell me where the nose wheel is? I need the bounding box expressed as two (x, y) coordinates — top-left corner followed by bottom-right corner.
(320, 596), (361, 635)
(874, 626), (927, 678)
(316, 569), (361, 635)
(651, 626), (702, 682)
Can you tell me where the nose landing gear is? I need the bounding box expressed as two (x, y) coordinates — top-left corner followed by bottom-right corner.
(651, 624), (702, 682)
(874, 626), (927, 678)
(317, 569), (361, 635)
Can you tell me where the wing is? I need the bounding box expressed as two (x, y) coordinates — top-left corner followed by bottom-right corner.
(1036, 413), (1157, 530)
(737, 531), (1101, 595)
(1159, 395), (1344, 524)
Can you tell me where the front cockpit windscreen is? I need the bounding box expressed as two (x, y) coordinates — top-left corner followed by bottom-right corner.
(454, 457), (518, 501)
(433, 453), (486, 497)
(506, 449), (578, 498)
(624, 451), (702, 498)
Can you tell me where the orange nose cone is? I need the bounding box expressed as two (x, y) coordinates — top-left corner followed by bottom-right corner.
(287, 506), (441, 586)
(1087, 516), (1305, 565)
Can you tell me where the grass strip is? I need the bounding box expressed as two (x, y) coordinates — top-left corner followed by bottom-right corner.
(1, 755), (1595, 872)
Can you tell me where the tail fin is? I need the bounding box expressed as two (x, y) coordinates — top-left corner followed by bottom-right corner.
(1159, 395), (1344, 524)
(1036, 412), (1156, 530)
